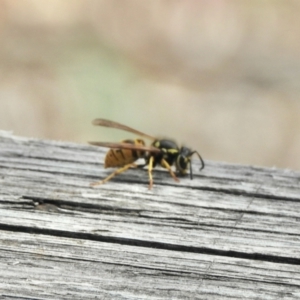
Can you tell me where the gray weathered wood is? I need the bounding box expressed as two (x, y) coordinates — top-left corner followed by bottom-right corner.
(0, 131), (300, 299)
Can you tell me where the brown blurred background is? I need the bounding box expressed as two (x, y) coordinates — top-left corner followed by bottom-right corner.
(0, 0), (300, 170)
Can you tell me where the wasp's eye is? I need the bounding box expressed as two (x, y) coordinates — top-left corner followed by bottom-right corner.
(177, 155), (189, 173)
(179, 156), (186, 168)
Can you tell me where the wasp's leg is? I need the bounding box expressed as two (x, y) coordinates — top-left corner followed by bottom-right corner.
(148, 156), (154, 189)
(90, 163), (137, 187)
(161, 158), (180, 183)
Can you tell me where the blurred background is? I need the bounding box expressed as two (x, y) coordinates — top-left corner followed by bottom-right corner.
(0, 0), (300, 170)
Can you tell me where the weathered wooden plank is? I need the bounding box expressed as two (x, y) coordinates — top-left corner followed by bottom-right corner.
(0, 131), (300, 299)
(0, 131), (299, 198)
(1, 230), (300, 300)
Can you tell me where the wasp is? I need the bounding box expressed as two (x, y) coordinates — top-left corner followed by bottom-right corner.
(89, 118), (205, 189)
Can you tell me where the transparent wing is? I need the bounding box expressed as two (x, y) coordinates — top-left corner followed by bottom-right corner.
(92, 118), (156, 141)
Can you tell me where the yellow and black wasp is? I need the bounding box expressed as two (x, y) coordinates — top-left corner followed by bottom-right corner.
(89, 118), (205, 189)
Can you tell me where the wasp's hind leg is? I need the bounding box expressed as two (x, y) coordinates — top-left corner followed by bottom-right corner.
(147, 156), (155, 190)
(90, 163), (137, 187)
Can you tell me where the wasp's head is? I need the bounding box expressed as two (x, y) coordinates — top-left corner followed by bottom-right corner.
(176, 147), (205, 179)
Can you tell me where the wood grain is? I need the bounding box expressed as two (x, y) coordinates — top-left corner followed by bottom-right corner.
(0, 131), (300, 299)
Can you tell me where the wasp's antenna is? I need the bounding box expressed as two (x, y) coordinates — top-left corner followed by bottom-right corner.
(189, 151), (205, 171)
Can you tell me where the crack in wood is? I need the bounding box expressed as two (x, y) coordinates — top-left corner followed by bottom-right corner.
(0, 222), (299, 266)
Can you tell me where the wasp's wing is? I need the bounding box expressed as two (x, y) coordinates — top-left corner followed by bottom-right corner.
(89, 141), (161, 153)
(92, 118), (156, 141)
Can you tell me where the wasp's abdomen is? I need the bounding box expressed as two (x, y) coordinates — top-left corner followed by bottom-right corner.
(104, 139), (145, 168)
